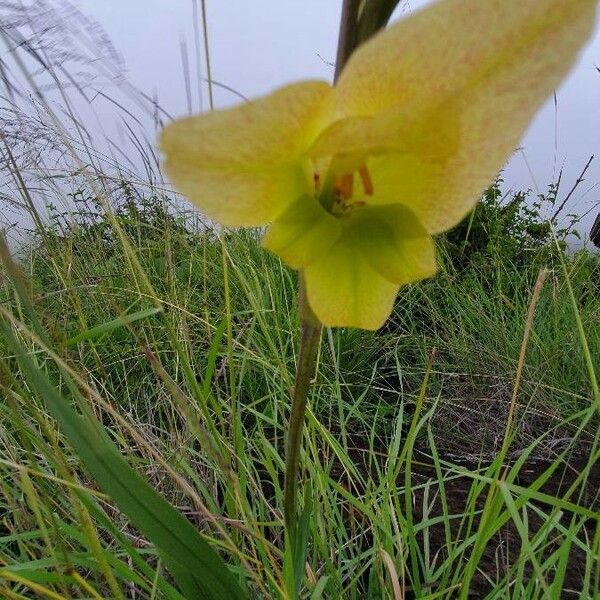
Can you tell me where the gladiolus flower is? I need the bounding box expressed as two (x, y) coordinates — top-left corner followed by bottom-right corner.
(161, 0), (596, 329)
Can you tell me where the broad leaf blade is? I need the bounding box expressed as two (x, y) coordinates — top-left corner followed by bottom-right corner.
(1, 320), (247, 600)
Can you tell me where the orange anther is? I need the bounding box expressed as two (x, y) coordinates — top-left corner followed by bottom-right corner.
(358, 165), (374, 196)
(313, 172), (321, 191)
(335, 173), (354, 199)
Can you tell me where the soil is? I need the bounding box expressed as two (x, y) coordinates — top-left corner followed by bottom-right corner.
(333, 438), (600, 599)
(404, 452), (599, 598)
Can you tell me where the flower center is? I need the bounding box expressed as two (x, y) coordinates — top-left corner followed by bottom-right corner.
(315, 164), (374, 217)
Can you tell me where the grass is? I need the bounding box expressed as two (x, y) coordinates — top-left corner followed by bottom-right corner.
(0, 2), (599, 597)
(0, 188), (598, 598)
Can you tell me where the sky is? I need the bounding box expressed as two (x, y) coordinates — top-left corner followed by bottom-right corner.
(70, 0), (600, 240)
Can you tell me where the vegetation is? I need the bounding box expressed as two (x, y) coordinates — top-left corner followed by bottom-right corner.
(0, 179), (598, 598)
(0, 1), (598, 598)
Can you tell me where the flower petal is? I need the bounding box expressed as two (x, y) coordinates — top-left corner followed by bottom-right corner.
(316, 0), (597, 233)
(304, 237), (399, 330)
(160, 81), (332, 227)
(343, 204), (437, 284)
(261, 194), (342, 268)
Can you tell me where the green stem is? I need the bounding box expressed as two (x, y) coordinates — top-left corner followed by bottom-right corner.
(283, 280), (322, 535)
(334, 0), (360, 82)
(282, 0), (400, 580)
(282, 0), (364, 542)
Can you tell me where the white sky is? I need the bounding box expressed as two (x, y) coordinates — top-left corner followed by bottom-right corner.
(72, 0), (600, 240)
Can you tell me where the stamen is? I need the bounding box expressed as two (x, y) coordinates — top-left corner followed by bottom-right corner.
(349, 201), (367, 210)
(358, 165), (374, 196)
(313, 172), (321, 192)
(335, 174), (354, 200)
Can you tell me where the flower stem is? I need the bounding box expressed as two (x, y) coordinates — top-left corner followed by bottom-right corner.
(283, 279), (322, 536)
(282, 0), (362, 544)
(334, 0), (360, 82)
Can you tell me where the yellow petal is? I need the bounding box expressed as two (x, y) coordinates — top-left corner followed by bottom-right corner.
(261, 194), (341, 268)
(304, 237), (399, 330)
(316, 0), (597, 233)
(160, 81), (332, 227)
(343, 204), (437, 284)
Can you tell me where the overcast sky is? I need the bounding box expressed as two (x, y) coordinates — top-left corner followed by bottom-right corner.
(72, 0), (600, 239)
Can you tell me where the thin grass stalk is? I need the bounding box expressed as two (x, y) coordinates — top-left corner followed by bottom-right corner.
(199, 0), (214, 110)
(459, 267), (548, 598)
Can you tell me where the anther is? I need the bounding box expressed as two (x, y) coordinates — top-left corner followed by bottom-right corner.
(358, 165), (374, 196)
(335, 174), (354, 200)
(313, 172), (321, 192)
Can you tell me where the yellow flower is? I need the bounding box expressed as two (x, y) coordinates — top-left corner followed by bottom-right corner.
(160, 0), (596, 330)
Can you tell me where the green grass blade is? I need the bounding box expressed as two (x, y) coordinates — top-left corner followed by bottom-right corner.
(0, 320), (247, 600)
(64, 307), (163, 345)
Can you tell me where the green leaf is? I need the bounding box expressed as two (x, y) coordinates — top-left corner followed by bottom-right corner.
(202, 318), (228, 399)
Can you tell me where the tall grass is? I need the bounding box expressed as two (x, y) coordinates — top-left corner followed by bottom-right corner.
(0, 2), (599, 598)
(1, 186), (598, 598)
